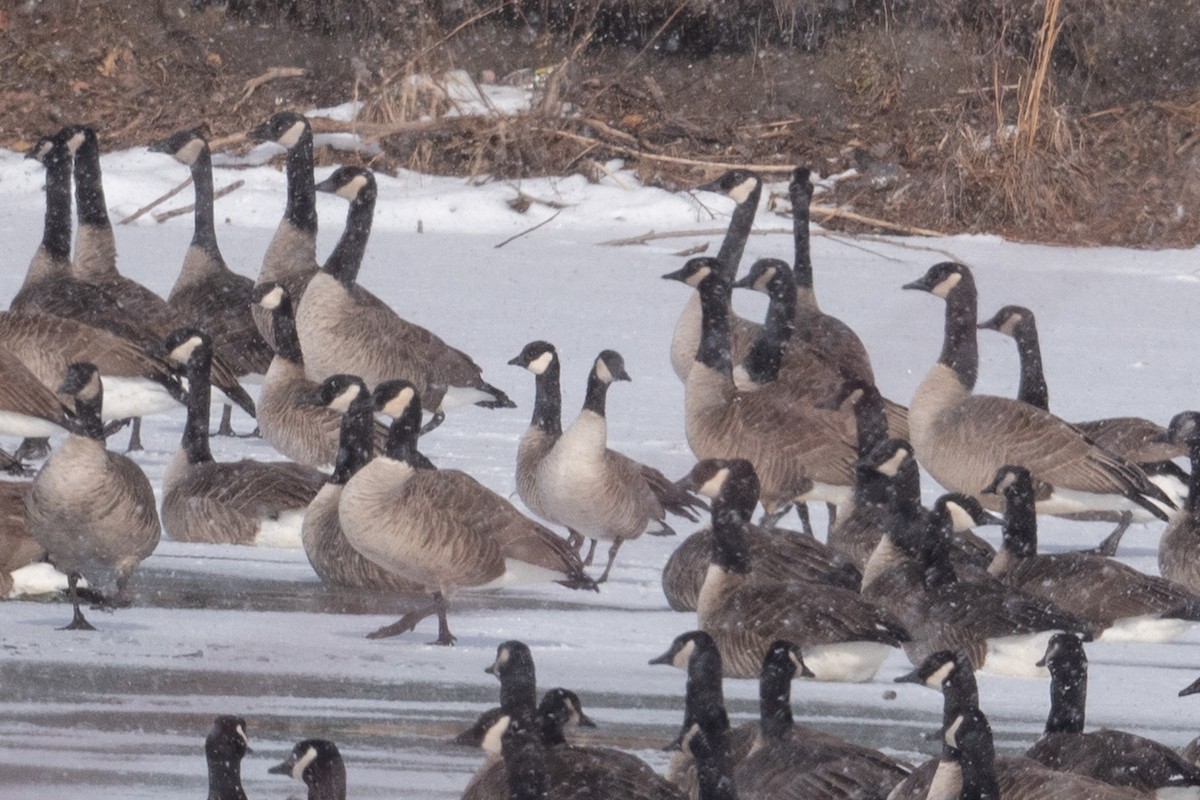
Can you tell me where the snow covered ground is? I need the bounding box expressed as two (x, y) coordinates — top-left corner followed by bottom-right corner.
(1, 122), (1199, 798)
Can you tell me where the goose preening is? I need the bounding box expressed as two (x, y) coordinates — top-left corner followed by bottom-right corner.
(159, 329), (324, 547)
(247, 110), (320, 349)
(26, 363), (161, 630)
(1024, 633), (1200, 796)
(978, 303), (1185, 552)
(1157, 412), (1200, 592)
(859, 439), (1087, 676)
(269, 738), (346, 800)
(664, 259), (858, 524)
(904, 261), (1173, 523)
(337, 381), (595, 643)
(462, 640), (685, 800)
(670, 169), (763, 382)
(675, 458), (907, 681)
(294, 166), (513, 434)
(205, 715), (250, 800)
(299, 373), (423, 593)
(983, 464), (1200, 642)
(150, 127), (273, 437)
(254, 282), (385, 467)
(508, 342), (703, 582)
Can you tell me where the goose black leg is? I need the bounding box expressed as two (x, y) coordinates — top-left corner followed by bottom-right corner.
(125, 418), (144, 452)
(595, 539), (624, 584)
(1091, 511), (1133, 557)
(61, 573), (97, 631)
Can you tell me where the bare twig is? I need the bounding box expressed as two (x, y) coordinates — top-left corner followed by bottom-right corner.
(153, 180), (245, 223)
(233, 67), (308, 112)
(551, 129), (793, 174)
(494, 210), (563, 249)
(118, 177), (192, 225)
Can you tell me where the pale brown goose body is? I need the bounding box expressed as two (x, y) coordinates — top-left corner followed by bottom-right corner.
(26, 363), (160, 629)
(338, 381), (593, 642)
(159, 330), (323, 548)
(295, 167), (512, 431)
(905, 262), (1172, 522)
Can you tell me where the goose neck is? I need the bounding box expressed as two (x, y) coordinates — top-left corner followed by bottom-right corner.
(382, 409), (424, 468)
(329, 396), (375, 485)
(270, 299), (304, 365)
(183, 354), (215, 464)
(710, 475), (757, 574)
(790, 181), (814, 291)
(581, 370), (610, 417)
(189, 146), (223, 263)
(74, 393), (107, 441)
(758, 661), (795, 739)
(939, 279), (979, 390)
(206, 755), (247, 800)
(716, 184), (760, 281)
(685, 647), (729, 736)
(693, 729), (739, 800)
(73, 134), (111, 228)
(696, 277), (733, 376)
(1012, 322), (1049, 410)
(958, 731), (1001, 800)
(1000, 486), (1039, 559)
(1188, 442), (1200, 513)
(323, 191), (374, 287)
(741, 285), (795, 385)
(284, 131), (318, 233)
(40, 149), (72, 264)
(852, 388), (889, 458)
(499, 667), (538, 721)
(304, 763), (347, 800)
(1044, 661), (1087, 735)
(530, 363), (562, 437)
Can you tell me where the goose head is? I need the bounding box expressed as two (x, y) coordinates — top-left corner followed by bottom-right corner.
(895, 649), (979, 700)
(248, 111), (311, 149)
(508, 340), (558, 375)
(662, 257), (723, 289)
(206, 715), (251, 762)
(903, 261), (974, 300)
(1160, 411), (1200, 449)
(299, 374), (369, 413)
(761, 639), (816, 681)
(1036, 632), (1087, 677)
(252, 281), (291, 313)
(59, 124), (96, 156)
(58, 362), (103, 405)
(732, 257), (792, 298)
(315, 165), (377, 204)
(373, 379), (421, 422)
(695, 168), (762, 206)
(859, 438), (915, 479)
(935, 493), (1002, 532)
(486, 639), (535, 679)
(160, 328), (213, 370)
(976, 304), (1035, 338)
(789, 165), (814, 201)
(148, 127), (209, 167)
(649, 629), (719, 671)
(268, 738), (345, 796)
(674, 458), (758, 501)
(593, 350), (631, 384)
(538, 687), (597, 732)
(27, 130), (71, 167)
(981, 464), (1033, 502)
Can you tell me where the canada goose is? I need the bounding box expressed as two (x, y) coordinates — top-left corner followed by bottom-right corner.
(159, 329), (324, 547)
(65, 125), (257, 448)
(150, 127), (273, 437)
(463, 640), (686, 800)
(787, 166), (876, 385)
(983, 464), (1200, 642)
(337, 381), (595, 643)
(295, 166), (513, 434)
(26, 362), (161, 629)
(247, 110), (320, 350)
(660, 513), (861, 613)
(860, 441), (1090, 676)
(1157, 412), (1200, 592)
(904, 261), (1173, 522)
(205, 715), (250, 800)
(269, 738), (346, 800)
(675, 458), (907, 681)
(1025, 633), (1200, 796)
(733, 640), (910, 799)
(510, 344), (702, 582)
(254, 282), (385, 467)
(670, 169), (763, 382)
(299, 373), (422, 593)
(664, 259), (857, 523)
(978, 303), (1185, 553)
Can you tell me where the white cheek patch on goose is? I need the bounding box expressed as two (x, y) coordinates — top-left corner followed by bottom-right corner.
(292, 745), (318, 782)
(999, 313), (1023, 336)
(727, 177), (758, 205)
(672, 638), (697, 669)
(80, 371), (103, 402)
(481, 715), (511, 755)
(382, 387), (416, 419)
(788, 651), (807, 674)
(493, 646), (511, 672)
(696, 467), (730, 499)
(753, 269), (775, 292)
(995, 472), (1017, 493)
(927, 659), (955, 689)
(595, 359), (614, 384)
(946, 502), (976, 532)
(236, 724), (248, 746)
(66, 130), (87, 154)
(336, 174), (369, 201)
(875, 449), (911, 478)
(527, 351), (553, 375)
(686, 266), (712, 287)
(35, 141), (53, 161)
(175, 138), (205, 167)
(328, 383), (361, 413)
(930, 271), (963, 298)
(169, 335), (205, 365)
(260, 285), (285, 310)
(278, 121), (306, 149)
(943, 715), (965, 747)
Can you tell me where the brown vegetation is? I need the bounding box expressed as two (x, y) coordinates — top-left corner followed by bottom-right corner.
(3, 0), (1200, 247)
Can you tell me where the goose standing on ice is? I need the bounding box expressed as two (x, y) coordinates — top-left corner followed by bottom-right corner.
(295, 166), (513, 434)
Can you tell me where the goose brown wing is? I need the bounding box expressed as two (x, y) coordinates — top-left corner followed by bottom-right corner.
(1003, 553), (1200, 625)
(635, 459), (707, 521)
(169, 274), (272, 376)
(0, 349), (73, 425)
(545, 746), (687, 800)
(996, 757), (1147, 800)
(193, 460), (324, 513)
(1027, 730), (1200, 790)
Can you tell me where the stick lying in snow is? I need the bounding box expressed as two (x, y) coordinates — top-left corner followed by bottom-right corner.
(152, 180), (246, 223)
(118, 177), (192, 225)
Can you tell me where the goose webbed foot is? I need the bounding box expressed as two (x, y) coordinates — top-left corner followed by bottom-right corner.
(431, 599), (456, 646)
(0, 449), (32, 476)
(1090, 511), (1132, 557)
(60, 574), (97, 632)
(366, 595), (443, 640)
(581, 538), (598, 567)
(419, 410), (446, 436)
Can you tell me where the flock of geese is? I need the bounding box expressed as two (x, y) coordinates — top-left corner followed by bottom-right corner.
(6, 111), (1200, 799)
